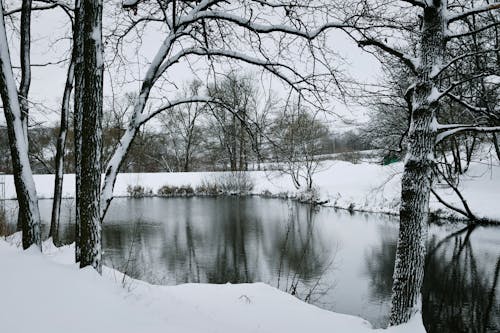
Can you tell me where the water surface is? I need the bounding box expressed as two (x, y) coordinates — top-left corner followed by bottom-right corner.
(2, 197), (499, 332)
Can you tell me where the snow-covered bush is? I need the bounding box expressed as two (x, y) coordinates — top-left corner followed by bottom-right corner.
(215, 172), (254, 195)
(157, 184), (195, 197)
(195, 181), (221, 196)
(126, 185), (153, 198)
(198, 172), (254, 196)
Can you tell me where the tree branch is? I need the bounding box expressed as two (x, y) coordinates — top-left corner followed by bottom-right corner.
(448, 3), (500, 24)
(437, 126), (500, 143)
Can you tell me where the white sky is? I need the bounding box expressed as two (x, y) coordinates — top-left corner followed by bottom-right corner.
(0, 2), (381, 133)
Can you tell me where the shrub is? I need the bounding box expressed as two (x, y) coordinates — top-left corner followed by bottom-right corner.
(216, 171), (254, 194)
(126, 185), (153, 198)
(197, 172), (254, 196)
(157, 184), (195, 197)
(195, 181), (221, 196)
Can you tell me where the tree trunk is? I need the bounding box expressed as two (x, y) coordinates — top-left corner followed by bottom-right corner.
(239, 111), (247, 171)
(493, 133), (500, 162)
(231, 113), (237, 171)
(19, 0), (31, 147)
(15, 0), (32, 232)
(74, 0), (103, 273)
(0, 2), (41, 250)
(49, 53), (75, 244)
(74, 0), (82, 262)
(389, 0), (445, 326)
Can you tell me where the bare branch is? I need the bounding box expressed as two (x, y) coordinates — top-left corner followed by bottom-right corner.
(357, 39), (418, 73)
(448, 3), (500, 24)
(447, 21), (500, 40)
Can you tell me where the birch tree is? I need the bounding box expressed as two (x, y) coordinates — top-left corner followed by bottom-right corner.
(344, 0), (500, 325)
(0, 1), (41, 249)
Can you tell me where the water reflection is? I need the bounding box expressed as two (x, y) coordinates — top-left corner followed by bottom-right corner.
(2, 197), (499, 333)
(423, 227), (500, 333)
(363, 224), (500, 332)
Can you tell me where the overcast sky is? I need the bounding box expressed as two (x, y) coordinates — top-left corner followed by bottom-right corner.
(0, 2), (381, 132)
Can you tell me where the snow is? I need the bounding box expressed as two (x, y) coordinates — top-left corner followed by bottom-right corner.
(3, 157), (500, 221)
(0, 234), (425, 333)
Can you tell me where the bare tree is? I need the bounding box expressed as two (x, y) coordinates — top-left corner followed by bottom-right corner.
(50, 4), (76, 244)
(207, 73), (257, 171)
(0, 1), (41, 250)
(344, 0), (500, 325)
(271, 100), (330, 191)
(159, 80), (205, 172)
(99, 0), (348, 220)
(74, 0), (103, 272)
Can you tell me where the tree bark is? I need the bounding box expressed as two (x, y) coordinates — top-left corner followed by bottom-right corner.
(19, 0), (31, 147)
(74, 0), (82, 262)
(389, 0), (445, 325)
(49, 52), (75, 244)
(74, 0), (103, 273)
(15, 0), (32, 232)
(0, 2), (41, 250)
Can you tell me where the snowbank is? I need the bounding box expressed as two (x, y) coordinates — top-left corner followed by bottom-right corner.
(0, 235), (425, 333)
(3, 158), (499, 221)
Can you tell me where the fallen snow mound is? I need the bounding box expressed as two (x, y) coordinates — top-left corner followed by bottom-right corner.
(0, 235), (425, 333)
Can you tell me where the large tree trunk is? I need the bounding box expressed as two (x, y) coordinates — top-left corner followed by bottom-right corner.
(49, 53), (75, 244)
(389, 0), (446, 325)
(0, 2), (41, 250)
(74, 0), (103, 273)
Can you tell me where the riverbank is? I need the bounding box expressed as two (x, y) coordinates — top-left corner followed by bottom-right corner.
(2, 157), (499, 221)
(0, 233), (424, 333)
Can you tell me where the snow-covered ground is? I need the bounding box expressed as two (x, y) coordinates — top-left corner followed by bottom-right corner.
(3, 157), (500, 221)
(0, 234), (424, 333)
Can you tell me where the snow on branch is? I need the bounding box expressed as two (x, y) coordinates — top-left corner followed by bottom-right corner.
(432, 72), (495, 102)
(178, 10), (349, 40)
(5, 4), (56, 16)
(447, 3), (500, 24)
(446, 93), (489, 113)
(431, 49), (499, 79)
(357, 39), (418, 73)
(436, 126), (500, 143)
(156, 47), (312, 93)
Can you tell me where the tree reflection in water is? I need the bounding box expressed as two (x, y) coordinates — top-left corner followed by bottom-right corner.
(364, 225), (500, 333)
(4, 197), (497, 332)
(423, 226), (500, 333)
(270, 203), (335, 303)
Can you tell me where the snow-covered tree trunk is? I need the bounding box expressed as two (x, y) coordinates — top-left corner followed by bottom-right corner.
(73, 0), (83, 262)
(15, 0), (32, 232)
(49, 54), (74, 243)
(99, 31), (178, 221)
(100, 102), (142, 221)
(389, 0), (446, 325)
(74, 0), (103, 273)
(19, 0), (31, 148)
(0, 2), (41, 250)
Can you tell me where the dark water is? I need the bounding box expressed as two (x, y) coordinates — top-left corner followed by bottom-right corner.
(2, 197), (499, 332)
